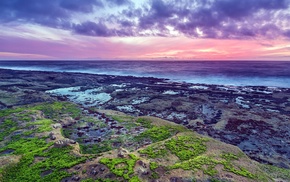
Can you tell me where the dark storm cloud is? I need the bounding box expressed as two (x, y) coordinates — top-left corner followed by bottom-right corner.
(284, 30), (290, 38)
(0, 0), (104, 28)
(1, 0), (290, 39)
(107, 0), (132, 6)
(126, 0), (290, 39)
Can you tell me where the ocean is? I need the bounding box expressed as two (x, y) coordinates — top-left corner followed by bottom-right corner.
(0, 60), (290, 88)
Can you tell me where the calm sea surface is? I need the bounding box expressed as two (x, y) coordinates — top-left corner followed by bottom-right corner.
(0, 61), (290, 88)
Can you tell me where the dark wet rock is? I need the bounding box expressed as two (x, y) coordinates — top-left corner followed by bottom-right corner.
(1, 68), (290, 168)
(72, 176), (80, 181)
(100, 167), (106, 172)
(118, 147), (128, 158)
(90, 170), (98, 176)
(170, 177), (182, 182)
(0, 149), (14, 155)
(41, 170), (52, 177)
(49, 132), (56, 140)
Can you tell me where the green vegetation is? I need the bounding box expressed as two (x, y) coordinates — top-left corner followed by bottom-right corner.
(136, 118), (153, 128)
(170, 152), (255, 178)
(171, 156), (219, 176)
(135, 126), (176, 142)
(139, 145), (168, 158)
(165, 136), (208, 161)
(26, 119), (53, 133)
(111, 115), (134, 123)
(129, 176), (141, 182)
(220, 152), (254, 178)
(80, 141), (112, 154)
(0, 101), (275, 181)
(96, 179), (118, 182)
(61, 128), (71, 138)
(0, 119), (18, 141)
(99, 154), (139, 180)
(150, 162), (158, 170)
(31, 101), (81, 119)
(0, 107), (25, 118)
(260, 164), (290, 180)
(82, 179), (96, 182)
(0, 136), (87, 182)
(138, 135), (255, 179)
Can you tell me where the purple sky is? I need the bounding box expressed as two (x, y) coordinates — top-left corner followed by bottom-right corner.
(0, 0), (290, 60)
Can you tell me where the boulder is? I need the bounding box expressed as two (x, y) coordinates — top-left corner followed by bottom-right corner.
(118, 147), (129, 158)
(49, 132), (56, 140)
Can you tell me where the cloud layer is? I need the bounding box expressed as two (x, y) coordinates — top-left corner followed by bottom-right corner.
(1, 0), (290, 39)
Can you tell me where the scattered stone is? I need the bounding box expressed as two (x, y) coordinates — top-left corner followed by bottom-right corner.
(49, 132), (56, 140)
(52, 123), (61, 129)
(118, 147), (129, 158)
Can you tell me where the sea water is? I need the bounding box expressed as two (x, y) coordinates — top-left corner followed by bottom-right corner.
(0, 60), (290, 88)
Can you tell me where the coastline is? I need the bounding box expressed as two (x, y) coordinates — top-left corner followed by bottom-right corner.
(1, 60), (290, 88)
(0, 68), (290, 169)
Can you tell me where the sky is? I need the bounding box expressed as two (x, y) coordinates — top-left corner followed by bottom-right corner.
(0, 0), (290, 61)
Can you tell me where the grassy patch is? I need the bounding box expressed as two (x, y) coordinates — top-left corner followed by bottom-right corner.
(136, 118), (153, 128)
(111, 115), (134, 123)
(96, 179), (118, 182)
(165, 136), (208, 161)
(0, 137), (86, 182)
(0, 119), (18, 142)
(80, 141), (112, 154)
(150, 162), (158, 171)
(129, 176), (141, 182)
(171, 155), (219, 176)
(26, 119), (53, 133)
(259, 164), (290, 181)
(220, 153), (254, 178)
(0, 137), (51, 155)
(0, 107), (25, 118)
(139, 145), (168, 158)
(31, 101), (81, 119)
(99, 154), (139, 180)
(135, 126), (177, 143)
(170, 151), (255, 178)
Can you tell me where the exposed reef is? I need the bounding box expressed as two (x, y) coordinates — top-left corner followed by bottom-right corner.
(0, 101), (280, 181)
(0, 68), (290, 170)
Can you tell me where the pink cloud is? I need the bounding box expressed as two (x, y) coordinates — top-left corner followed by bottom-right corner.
(0, 34), (290, 60)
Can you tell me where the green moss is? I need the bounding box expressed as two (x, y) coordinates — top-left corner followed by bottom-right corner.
(170, 151), (255, 179)
(171, 155), (219, 176)
(99, 154), (139, 180)
(150, 162), (158, 171)
(135, 126), (176, 143)
(139, 145), (168, 158)
(136, 118), (153, 128)
(219, 153), (254, 178)
(82, 178), (95, 182)
(111, 115), (134, 123)
(96, 179), (118, 182)
(165, 136), (208, 161)
(0, 119), (19, 141)
(0, 137), (52, 155)
(31, 101), (81, 119)
(26, 119), (53, 133)
(80, 141), (112, 154)
(0, 135), (86, 182)
(129, 176), (141, 182)
(150, 172), (159, 179)
(61, 128), (71, 138)
(260, 164), (290, 180)
(220, 152), (239, 161)
(0, 107), (25, 118)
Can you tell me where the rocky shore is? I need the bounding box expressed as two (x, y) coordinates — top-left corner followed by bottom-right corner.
(0, 68), (289, 169)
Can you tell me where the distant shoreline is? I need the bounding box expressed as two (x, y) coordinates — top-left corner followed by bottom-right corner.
(1, 67), (290, 89)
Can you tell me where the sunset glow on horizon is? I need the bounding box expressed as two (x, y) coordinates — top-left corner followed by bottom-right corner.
(1, 0), (290, 61)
